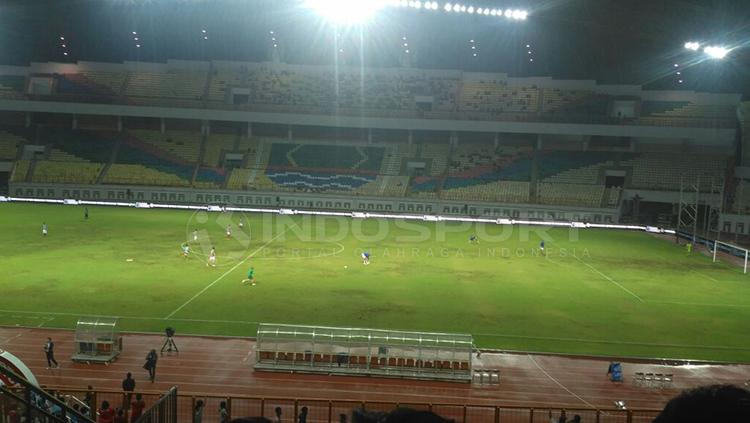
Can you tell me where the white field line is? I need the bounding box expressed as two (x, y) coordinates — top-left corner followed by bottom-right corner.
(689, 269), (720, 283)
(164, 223), (298, 319)
(647, 300), (750, 308)
(573, 255), (644, 302)
(527, 354), (598, 409)
(2, 308), (748, 352)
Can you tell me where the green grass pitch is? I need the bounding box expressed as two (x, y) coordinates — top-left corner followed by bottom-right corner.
(1, 202), (750, 362)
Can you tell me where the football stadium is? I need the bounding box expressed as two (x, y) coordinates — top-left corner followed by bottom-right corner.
(1, 0), (750, 422)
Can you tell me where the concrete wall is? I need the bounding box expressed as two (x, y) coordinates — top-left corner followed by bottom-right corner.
(9, 182), (620, 224)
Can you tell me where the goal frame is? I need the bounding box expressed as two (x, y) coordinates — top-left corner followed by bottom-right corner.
(713, 240), (749, 274)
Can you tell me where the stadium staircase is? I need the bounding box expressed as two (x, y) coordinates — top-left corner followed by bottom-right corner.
(191, 133), (209, 187)
(0, 365), (94, 423)
(96, 136), (122, 184)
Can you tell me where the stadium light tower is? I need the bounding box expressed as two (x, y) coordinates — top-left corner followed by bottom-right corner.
(704, 45), (729, 59)
(304, 0), (389, 25)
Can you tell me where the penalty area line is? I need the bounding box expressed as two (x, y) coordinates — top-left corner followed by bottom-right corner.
(573, 255), (644, 303)
(164, 223), (298, 319)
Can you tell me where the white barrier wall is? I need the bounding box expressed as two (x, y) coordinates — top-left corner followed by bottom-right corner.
(8, 182), (621, 224)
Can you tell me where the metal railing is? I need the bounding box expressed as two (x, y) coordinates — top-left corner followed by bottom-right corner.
(133, 386), (178, 423)
(45, 386), (662, 423)
(0, 365), (94, 423)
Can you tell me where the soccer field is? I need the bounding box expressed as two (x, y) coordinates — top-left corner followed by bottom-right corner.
(1, 202), (749, 362)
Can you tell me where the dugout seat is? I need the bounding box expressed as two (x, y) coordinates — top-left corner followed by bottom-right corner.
(406, 359), (415, 367)
(388, 357), (397, 366)
(370, 357), (379, 368)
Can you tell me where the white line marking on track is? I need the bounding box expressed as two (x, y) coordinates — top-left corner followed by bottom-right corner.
(527, 354), (598, 409)
(573, 255), (644, 302)
(164, 223), (298, 319)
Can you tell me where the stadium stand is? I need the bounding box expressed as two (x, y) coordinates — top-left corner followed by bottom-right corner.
(442, 145), (533, 190)
(37, 127), (116, 163)
(459, 79), (539, 113)
(442, 181), (531, 203)
(420, 143), (451, 176)
(0, 75), (26, 98)
(32, 161), (102, 184)
(11, 160), (30, 182)
(103, 163), (191, 187)
(537, 183), (605, 208)
(203, 133), (236, 167)
(538, 151), (620, 183)
(0, 130), (24, 160)
(78, 70), (127, 96)
(125, 71), (207, 100)
(622, 153), (727, 191)
(380, 144), (417, 175)
(128, 130), (202, 163)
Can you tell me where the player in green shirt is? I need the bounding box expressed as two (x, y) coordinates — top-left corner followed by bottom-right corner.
(241, 267), (256, 286)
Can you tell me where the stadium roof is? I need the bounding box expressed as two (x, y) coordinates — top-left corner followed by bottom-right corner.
(2, 0), (749, 95)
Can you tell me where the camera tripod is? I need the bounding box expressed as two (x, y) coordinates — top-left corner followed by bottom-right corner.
(161, 335), (179, 354)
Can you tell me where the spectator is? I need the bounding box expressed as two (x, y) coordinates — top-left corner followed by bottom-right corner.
(219, 401), (230, 423)
(230, 419), (272, 423)
(557, 409), (567, 423)
(298, 407), (308, 423)
(193, 399), (205, 423)
(84, 385), (95, 410)
(274, 406), (282, 423)
(81, 406), (92, 419)
(44, 337), (59, 369)
(121, 372), (135, 410)
(143, 349), (158, 382)
(352, 407), (454, 423)
(130, 393), (146, 423)
(98, 400), (115, 423)
(114, 408), (127, 423)
(652, 384), (750, 423)
(339, 414), (347, 423)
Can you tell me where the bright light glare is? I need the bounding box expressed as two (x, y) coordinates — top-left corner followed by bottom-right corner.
(704, 45), (729, 59)
(684, 41), (700, 51)
(305, 0), (387, 24)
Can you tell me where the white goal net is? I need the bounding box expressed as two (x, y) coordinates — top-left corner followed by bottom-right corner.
(713, 240), (750, 274)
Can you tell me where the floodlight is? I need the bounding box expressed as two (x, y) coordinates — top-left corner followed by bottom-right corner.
(413, 1), (421, 9)
(476, 8), (482, 14)
(453, 4), (460, 12)
(489, 9), (497, 15)
(63, 52), (68, 56)
(504, 9), (512, 18)
(684, 41), (700, 51)
(445, 2), (452, 11)
(704, 45), (729, 59)
(483, 8), (489, 15)
(467, 6), (474, 13)
(460, 5), (466, 12)
(518, 10), (528, 20)
(305, 0), (387, 24)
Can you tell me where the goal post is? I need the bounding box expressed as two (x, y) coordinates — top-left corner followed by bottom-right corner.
(713, 240), (749, 274)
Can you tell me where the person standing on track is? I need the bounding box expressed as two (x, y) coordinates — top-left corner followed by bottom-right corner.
(143, 349), (158, 382)
(44, 337), (58, 369)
